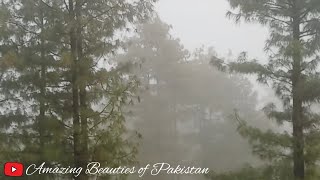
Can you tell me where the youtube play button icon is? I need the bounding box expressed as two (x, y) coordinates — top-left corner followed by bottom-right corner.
(4, 162), (24, 177)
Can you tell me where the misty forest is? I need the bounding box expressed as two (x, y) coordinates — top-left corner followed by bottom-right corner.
(1, 0), (320, 180)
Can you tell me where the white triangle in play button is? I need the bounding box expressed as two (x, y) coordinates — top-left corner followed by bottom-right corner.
(11, 166), (17, 172)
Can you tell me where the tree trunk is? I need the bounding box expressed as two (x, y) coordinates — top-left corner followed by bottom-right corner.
(69, 1), (82, 179)
(39, 0), (46, 164)
(291, 1), (304, 179)
(76, 0), (89, 178)
(79, 87), (89, 180)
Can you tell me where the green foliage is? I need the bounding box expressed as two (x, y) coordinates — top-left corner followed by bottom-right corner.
(210, 0), (320, 179)
(0, 0), (157, 179)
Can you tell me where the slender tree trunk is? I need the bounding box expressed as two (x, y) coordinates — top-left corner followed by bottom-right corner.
(76, 1), (89, 179)
(69, 1), (82, 179)
(79, 87), (89, 180)
(291, 1), (304, 179)
(39, 0), (46, 164)
(39, 46), (46, 161)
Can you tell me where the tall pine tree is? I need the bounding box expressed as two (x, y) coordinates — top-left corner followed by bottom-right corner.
(0, 0), (156, 179)
(211, 0), (320, 179)
(61, 0), (155, 179)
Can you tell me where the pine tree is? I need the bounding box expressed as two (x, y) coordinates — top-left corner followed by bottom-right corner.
(61, 0), (155, 179)
(211, 1), (320, 179)
(0, 1), (74, 179)
(0, 0), (65, 156)
(0, 0), (157, 180)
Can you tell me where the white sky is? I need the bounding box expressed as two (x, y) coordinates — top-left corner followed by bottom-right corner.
(156, 0), (278, 107)
(156, 0), (269, 61)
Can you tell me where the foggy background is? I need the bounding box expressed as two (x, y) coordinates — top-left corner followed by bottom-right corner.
(156, 0), (278, 108)
(122, 1), (277, 179)
(0, 0), (305, 179)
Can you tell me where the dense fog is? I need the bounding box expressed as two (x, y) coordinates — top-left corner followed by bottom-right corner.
(1, 1), (320, 180)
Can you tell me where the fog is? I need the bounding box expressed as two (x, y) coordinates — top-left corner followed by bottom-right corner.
(1, 0), (318, 180)
(118, 18), (274, 180)
(156, 0), (279, 107)
(156, 0), (268, 59)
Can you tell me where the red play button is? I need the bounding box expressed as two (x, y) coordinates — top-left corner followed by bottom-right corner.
(4, 162), (24, 177)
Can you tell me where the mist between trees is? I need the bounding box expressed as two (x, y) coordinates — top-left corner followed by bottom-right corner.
(1, 1), (320, 180)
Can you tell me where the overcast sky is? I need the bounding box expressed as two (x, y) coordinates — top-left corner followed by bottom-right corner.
(156, 0), (278, 107)
(156, 0), (269, 61)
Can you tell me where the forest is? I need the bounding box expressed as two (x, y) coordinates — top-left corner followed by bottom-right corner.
(0, 0), (320, 180)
